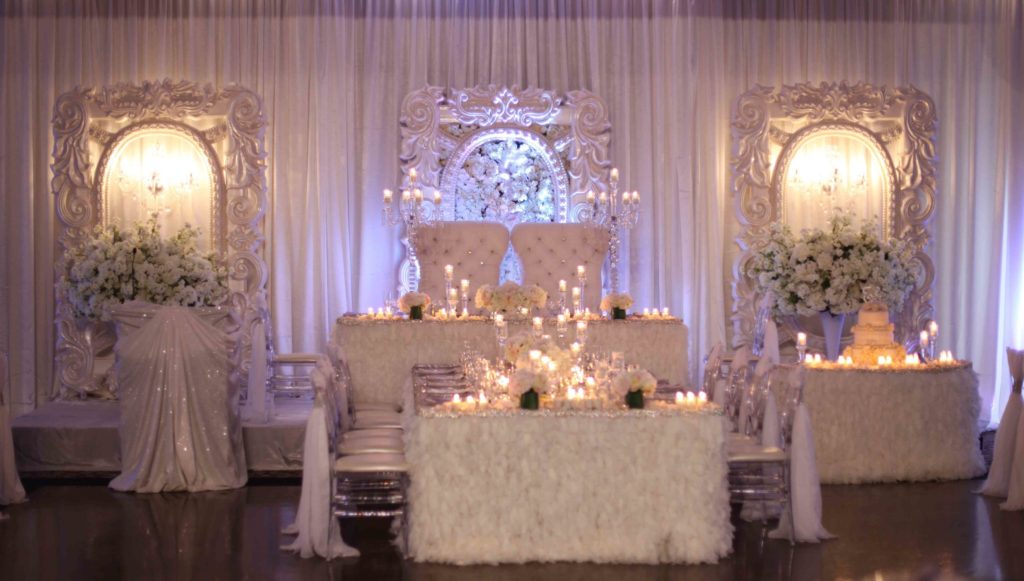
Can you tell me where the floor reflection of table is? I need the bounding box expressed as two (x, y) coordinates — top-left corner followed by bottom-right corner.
(404, 405), (731, 564)
(332, 317), (688, 405)
(803, 364), (985, 484)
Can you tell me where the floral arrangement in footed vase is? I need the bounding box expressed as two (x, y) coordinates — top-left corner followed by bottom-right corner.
(601, 293), (634, 320)
(746, 213), (918, 360)
(612, 368), (657, 409)
(399, 292), (431, 320)
(58, 218), (229, 321)
(475, 281), (547, 317)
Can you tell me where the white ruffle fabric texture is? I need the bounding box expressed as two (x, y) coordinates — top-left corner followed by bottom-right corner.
(404, 411), (732, 565)
(803, 366), (985, 484)
(108, 302), (247, 493)
(333, 318), (688, 405)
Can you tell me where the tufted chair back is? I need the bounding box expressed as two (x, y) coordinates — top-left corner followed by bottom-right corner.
(415, 221), (510, 308)
(511, 223), (610, 312)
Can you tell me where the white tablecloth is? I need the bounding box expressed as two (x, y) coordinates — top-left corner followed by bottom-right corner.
(332, 317), (688, 405)
(404, 406), (731, 564)
(803, 365), (985, 484)
(109, 302), (247, 493)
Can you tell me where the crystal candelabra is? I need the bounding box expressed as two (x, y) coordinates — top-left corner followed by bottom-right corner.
(383, 168), (442, 288)
(582, 167), (640, 293)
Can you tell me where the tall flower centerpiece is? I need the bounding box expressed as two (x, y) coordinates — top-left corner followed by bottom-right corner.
(58, 218), (229, 321)
(747, 213), (917, 360)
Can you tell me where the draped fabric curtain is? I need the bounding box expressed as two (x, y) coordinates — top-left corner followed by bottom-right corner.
(1, 1), (1021, 421)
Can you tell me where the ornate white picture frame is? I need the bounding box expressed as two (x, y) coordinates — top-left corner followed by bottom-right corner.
(51, 79), (269, 398)
(397, 85), (611, 292)
(731, 82), (937, 351)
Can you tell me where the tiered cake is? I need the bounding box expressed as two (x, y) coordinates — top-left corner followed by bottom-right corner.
(842, 302), (907, 366)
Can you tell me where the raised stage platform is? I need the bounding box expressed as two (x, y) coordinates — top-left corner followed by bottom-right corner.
(11, 399), (309, 476)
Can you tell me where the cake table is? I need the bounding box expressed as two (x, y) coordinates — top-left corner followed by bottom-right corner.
(802, 362), (985, 484)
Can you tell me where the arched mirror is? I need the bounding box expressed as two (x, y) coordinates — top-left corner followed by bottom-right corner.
(398, 85), (611, 292)
(51, 80), (268, 399)
(96, 122), (224, 253)
(775, 124), (896, 237)
(731, 82), (937, 352)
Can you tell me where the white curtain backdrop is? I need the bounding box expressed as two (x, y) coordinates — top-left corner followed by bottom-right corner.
(1, 1), (1022, 422)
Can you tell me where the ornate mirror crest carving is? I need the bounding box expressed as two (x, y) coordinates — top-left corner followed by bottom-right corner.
(52, 79), (269, 398)
(731, 82), (937, 351)
(398, 85), (611, 292)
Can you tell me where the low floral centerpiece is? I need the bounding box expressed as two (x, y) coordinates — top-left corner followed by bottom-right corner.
(398, 291), (431, 320)
(746, 213), (917, 360)
(475, 281), (547, 316)
(58, 218), (229, 321)
(600, 292), (634, 320)
(509, 368), (550, 410)
(612, 368), (658, 409)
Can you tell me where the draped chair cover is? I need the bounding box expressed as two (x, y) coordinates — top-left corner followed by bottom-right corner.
(109, 302), (246, 493)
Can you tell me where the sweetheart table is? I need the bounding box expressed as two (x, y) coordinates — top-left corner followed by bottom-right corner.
(404, 404), (732, 564)
(802, 364), (986, 484)
(332, 317), (688, 405)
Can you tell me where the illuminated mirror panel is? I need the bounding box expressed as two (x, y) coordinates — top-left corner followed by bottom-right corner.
(101, 128), (215, 252)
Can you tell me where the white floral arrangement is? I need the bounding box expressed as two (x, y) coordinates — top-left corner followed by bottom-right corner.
(747, 213), (918, 316)
(398, 291), (431, 313)
(453, 138), (556, 224)
(58, 218), (228, 321)
(509, 368), (551, 396)
(600, 292), (634, 312)
(503, 332), (571, 369)
(475, 281), (547, 313)
(611, 368), (658, 398)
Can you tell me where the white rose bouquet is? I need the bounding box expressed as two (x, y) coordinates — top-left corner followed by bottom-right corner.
(398, 291), (431, 319)
(600, 292), (634, 318)
(747, 213), (918, 316)
(58, 218), (228, 321)
(611, 368), (658, 398)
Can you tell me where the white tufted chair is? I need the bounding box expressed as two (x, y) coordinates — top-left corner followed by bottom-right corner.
(414, 221), (510, 309)
(510, 223), (610, 312)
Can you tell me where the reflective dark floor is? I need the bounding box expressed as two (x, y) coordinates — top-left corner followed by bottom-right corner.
(1, 478), (1022, 580)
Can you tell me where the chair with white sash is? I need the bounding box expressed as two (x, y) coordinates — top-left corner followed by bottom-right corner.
(328, 354), (408, 525)
(727, 363), (804, 544)
(1, 351), (27, 512)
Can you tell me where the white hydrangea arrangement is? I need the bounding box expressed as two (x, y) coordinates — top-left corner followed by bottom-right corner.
(475, 281), (547, 313)
(611, 368), (658, 398)
(747, 213), (918, 316)
(58, 218), (229, 321)
(600, 293), (634, 312)
(397, 291), (431, 312)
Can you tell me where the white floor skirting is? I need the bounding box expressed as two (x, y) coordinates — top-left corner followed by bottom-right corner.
(12, 399), (309, 474)
(804, 366), (986, 484)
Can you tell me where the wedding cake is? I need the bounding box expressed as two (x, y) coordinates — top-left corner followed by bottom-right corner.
(843, 300), (907, 366)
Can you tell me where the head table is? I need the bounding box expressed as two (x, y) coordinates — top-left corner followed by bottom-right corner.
(403, 401), (732, 565)
(332, 317), (688, 405)
(802, 362), (985, 484)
